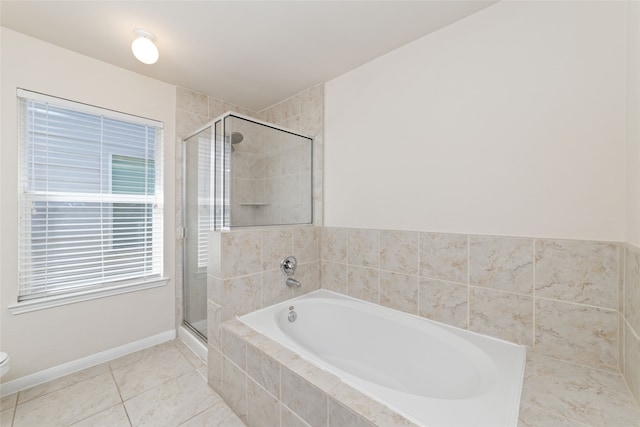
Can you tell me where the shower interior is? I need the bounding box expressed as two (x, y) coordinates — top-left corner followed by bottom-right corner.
(182, 113), (313, 339)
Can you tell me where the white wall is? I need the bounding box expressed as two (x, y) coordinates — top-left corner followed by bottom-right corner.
(627, 1), (640, 247)
(0, 28), (177, 382)
(325, 1), (627, 241)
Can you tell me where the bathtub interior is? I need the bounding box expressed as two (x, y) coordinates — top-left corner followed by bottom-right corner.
(239, 289), (527, 427)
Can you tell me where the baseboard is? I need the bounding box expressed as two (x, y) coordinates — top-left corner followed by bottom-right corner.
(179, 326), (207, 361)
(0, 329), (175, 397)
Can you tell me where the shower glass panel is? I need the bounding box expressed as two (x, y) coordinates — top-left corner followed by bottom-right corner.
(182, 112), (312, 342)
(182, 126), (212, 339)
(223, 114), (313, 227)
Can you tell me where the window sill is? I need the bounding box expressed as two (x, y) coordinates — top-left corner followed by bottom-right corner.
(8, 278), (169, 315)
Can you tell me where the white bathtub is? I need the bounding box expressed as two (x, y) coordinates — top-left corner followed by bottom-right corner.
(240, 289), (526, 427)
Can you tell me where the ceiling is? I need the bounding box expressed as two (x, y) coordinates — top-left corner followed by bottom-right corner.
(0, 1), (496, 111)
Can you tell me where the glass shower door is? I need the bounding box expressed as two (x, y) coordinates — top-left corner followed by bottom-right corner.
(182, 126), (212, 340)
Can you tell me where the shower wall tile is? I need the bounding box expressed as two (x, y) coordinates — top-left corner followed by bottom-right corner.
(535, 239), (618, 309)
(259, 83), (323, 227)
(469, 236), (533, 295)
(299, 108), (324, 137)
(625, 246), (640, 335)
(222, 274), (262, 321)
(300, 84), (323, 114)
(469, 287), (533, 346)
(379, 271), (419, 315)
(281, 96), (301, 121)
(221, 231), (262, 278)
(321, 227), (348, 262)
(293, 227), (318, 264)
(348, 229), (380, 268)
(535, 298), (617, 369)
(419, 279), (468, 329)
(320, 261), (347, 294)
(176, 109), (209, 139)
(293, 262), (319, 298)
(380, 230), (419, 275)
(347, 265), (379, 304)
(261, 229), (293, 271)
(262, 269), (293, 307)
(208, 97), (224, 119)
(177, 87), (208, 117)
(234, 152), (266, 180)
(419, 232), (468, 283)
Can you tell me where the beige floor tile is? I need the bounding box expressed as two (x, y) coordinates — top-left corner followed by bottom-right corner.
(112, 344), (194, 400)
(70, 404), (131, 427)
(1, 407), (15, 427)
(0, 394), (16, 412)
(109, 341), (177, 370)
(18, 363), (109, 404)
(13, 372), (121, 427)
(174, 340), (206, 370)
(179, 400), (244, 427)
(124, 371), (219, 427)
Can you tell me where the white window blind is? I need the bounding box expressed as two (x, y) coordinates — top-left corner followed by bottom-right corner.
(17, 89), (164, 301)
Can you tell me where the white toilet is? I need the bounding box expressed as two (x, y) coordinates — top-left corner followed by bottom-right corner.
(0, 352), (9, 378)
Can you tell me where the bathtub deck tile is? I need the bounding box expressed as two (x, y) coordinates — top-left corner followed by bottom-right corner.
(287, 356), (342, 393)
(521, 352), (640, 427)
(328, 397), (376, 427)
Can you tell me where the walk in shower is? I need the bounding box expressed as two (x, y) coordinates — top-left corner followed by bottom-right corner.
(182, 113), (313, 339)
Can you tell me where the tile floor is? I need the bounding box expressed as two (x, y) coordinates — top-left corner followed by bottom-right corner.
(0, 340), (244, 427)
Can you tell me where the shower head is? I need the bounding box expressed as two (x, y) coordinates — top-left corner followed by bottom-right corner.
(230, 132), (244, 145)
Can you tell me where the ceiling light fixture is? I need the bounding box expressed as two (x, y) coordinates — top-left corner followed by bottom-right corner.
(131, 29), (159, 65)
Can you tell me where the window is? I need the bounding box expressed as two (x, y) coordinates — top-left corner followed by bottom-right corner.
(17, 89), (164, 303)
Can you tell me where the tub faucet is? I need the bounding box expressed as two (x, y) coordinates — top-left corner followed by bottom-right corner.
(286, 277), (301, 288)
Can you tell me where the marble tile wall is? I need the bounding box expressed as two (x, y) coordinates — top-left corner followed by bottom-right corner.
(175, 87), (259, 331)
(622, 243), (640, 403)
(257, 84), (324, 226)
(319, 227), (623, 372)
(207, 225), (320, 421)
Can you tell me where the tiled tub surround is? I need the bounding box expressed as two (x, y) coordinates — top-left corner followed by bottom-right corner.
(206, 225), (320, 421)
(208, 227), (640, 426)
(215, 318), (640, 427)
(239, 290), (526, 427)
(320, 228), (624, 371)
